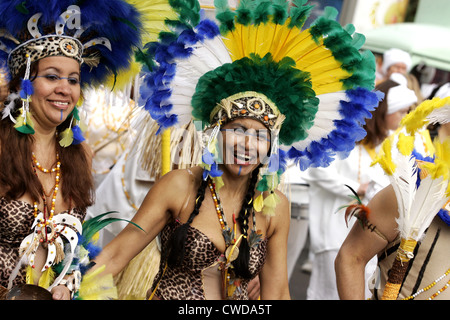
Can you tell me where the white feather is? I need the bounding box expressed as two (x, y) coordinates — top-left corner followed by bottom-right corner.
(390, 154), (419, 238)
(1, 92), (20, 122)
(405, 175), (448, 241)
(427, 105), (450, 125)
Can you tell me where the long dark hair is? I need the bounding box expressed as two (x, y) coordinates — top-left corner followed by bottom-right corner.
(0, 61), (94, 209)
(166, 165), (262, 279)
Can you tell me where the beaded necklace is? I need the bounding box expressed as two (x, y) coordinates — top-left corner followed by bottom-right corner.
(402, 267), (450, 300)
(32, 152), (61, 238)
(207, 177), (261, 299)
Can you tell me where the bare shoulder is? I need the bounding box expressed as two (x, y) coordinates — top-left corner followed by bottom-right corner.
(159, 166), (202, 191)
(149, 166), (202, 214)
(263, 189), (290, 239)
(367, 184), (400, 242)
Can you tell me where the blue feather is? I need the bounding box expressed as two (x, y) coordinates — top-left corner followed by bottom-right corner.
(71, 125), (85, 145)
(195, 19), (221, 39)
(287, 88), (381, 171)
(20, 79), (34, 97)
(202, 150), (215, 165)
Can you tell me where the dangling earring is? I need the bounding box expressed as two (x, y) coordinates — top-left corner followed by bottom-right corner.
(201, 118), (223, 187)
(59, 105), (85, 147)
(14, 54), (35, 134)
(254, 131), (286, 216)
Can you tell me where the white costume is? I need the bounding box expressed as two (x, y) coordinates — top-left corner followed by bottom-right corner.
(284, 163), (310, 281)
(304, 144), (385, 300)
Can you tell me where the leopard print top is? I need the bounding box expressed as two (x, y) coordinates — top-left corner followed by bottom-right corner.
(0, 198), (85, 288)
(151, 220), (268, 300)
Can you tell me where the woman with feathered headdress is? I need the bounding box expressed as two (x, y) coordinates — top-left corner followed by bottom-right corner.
(336, 97), (450, 300)
(92, 0), (381, 300)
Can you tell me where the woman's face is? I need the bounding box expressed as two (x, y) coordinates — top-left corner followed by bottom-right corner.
(219, 118), (271, 177)
(29, 56), (81, 130)
(385, 107), (409, 131)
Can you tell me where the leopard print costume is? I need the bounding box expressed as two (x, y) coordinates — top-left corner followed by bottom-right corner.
(151, 220), (268, 300)
(0, 198), (85, 288)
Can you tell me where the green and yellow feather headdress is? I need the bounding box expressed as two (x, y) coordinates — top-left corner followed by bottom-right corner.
(140, 0), (381, 215)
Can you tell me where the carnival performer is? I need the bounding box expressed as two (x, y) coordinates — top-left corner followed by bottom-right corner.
(302, 71), (418, 300)
(335, 97), (450, 300)
(91, 0), (381, 300)
(0, 0), (145, 300)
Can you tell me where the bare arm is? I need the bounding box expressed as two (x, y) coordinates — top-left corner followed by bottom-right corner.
(91, 169), (192, 277)
(259, 191), (291, 300)
(335, 185), (400, 299)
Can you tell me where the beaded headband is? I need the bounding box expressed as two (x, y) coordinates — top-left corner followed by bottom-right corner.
(210, 92), (285, 131)
(2, 9), (111, 79)
(0, 0), (144, 145)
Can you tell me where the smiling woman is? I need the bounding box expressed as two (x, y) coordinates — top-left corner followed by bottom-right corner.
(29, 57), (81, 130)
(0, 0), (145, 300)
(91, 0), (381, 301)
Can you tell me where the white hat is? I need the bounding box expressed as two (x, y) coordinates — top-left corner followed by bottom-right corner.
(387, 73), (417, 114)
(382, 48), (412, 75)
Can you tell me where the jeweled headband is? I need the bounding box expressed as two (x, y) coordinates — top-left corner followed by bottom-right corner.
(210, 92), (285, 131)
(3, 10), (109, 78)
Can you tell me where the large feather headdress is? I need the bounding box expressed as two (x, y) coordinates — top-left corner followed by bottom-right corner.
(140, 0), (381, 215)
(0, 0), (145, 88)
(0, 0), (148, 144)
(371, 96), (450, 299)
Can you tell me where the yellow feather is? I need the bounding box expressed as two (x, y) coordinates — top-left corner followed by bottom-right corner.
(59, 128), (73, 147)
(78, 265), (118, 300)
(253, 193), (264, 212)
(125, 0), (177, 43)
(401, 97), (450, 135)
(38, 268), (55, 289)
(397, 133), (415, 156)
(104, 59), (141, 92)
(262, 192), (280, 217)
(25, 265), (35, 285)
(372, 138), (396, 175)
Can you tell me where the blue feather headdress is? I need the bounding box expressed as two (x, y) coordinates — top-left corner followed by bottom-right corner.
(0, 0), (142, 86)
(0, 0), (143, 144)
(139, 0), (382, 216)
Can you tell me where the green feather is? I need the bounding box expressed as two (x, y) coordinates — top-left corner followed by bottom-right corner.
(236, 0), (254, 26)
(14, 113), (35, 134)
(288, 0), (313, 29)
(215, 0), (236, 33)
(135, 48), (155, 72)
(253, 0), (271, 25)
(271, 0), (289, 25)
(70, 106), (80, 121)
(169, 0), (200, 28)
(82, 211), (146, 245)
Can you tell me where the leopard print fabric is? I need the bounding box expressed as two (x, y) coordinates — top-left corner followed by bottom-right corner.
(0, 198), (85, 288)
(151, 220), (268, 300)
(9, 35), (83, 78)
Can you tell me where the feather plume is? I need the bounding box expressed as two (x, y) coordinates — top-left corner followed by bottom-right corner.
(401, 174), (448, 241)
(38, 268), (55, 289)
(76, 265), (118, 300)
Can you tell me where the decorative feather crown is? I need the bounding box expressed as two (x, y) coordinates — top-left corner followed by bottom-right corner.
(0, 0), (146, 145)
(0, 0), (143, 88)
(140, 0), (382, 215)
